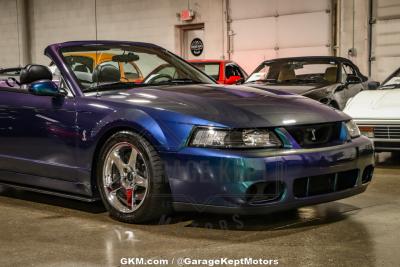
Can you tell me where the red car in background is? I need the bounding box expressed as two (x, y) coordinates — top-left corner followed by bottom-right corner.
(188, 59), (248, 85)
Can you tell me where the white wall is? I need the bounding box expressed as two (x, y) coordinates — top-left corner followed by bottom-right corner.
(0, 0), (393, 80)
(337, 0), (370, 77)
(337, 0), (400, 81)
(26, 0), (225, 65)
(229, 0), (332, 73)
(0, 0), (20, 67)
(371, 0), (400, 81)
(29, 0), (97, 64)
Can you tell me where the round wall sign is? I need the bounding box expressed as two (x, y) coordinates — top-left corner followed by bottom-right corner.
(190, 38), (204, 56)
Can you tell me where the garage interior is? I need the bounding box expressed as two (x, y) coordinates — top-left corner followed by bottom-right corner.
(0, 0), (400, 266)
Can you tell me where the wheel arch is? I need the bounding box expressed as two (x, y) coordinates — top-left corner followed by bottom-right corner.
(329, 99), (340, 109)
(89, 123), (163, 197)
(319, 97), (340, 109)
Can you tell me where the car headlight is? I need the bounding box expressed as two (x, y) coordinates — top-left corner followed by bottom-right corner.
(345, 120), (361, 138)
(189, 127), (282, 148)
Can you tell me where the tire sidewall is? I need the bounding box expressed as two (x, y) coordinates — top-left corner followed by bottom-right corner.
(97, 131), (166, 223)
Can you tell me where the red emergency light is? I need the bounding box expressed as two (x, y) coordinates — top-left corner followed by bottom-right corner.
(180, 9), (194, 21)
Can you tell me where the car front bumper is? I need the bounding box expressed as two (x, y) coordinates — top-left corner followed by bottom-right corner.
(160, 136), (374, 214)
(355, 120), (400, 152)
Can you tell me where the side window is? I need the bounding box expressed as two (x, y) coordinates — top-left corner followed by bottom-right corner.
(49, 64), (74, 97)
(122, 62), (140, 79)
(59, 78), (74, 97)
(343, 64), (356, 76)
(225, 65), (235, 78)
(64, 56), (93, 73)
(99, 61), (119, 71)
(226, 64), (243, 78)
(157, 65), (178, 78)
(342, 63), (361, 83)
(234, 64), (246, 79)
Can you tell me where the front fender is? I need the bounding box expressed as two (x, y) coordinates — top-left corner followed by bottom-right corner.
(302, 84), (343, 108)
(76, 101), (194, 171)
(89, 109), (170, 151)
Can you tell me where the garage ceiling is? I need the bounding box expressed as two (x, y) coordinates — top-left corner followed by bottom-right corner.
(229, 0), (332, 73)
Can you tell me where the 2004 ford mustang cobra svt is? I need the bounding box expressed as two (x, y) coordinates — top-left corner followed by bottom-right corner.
(0, 41), (374, 223)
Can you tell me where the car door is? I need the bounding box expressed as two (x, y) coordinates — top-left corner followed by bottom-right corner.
(0, 81), (78, 184)
(342, 63), (364, 99)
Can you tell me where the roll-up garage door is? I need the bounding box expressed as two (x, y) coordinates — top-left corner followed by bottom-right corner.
(229, 0), (333, 73)
(371, 0), (400, 81)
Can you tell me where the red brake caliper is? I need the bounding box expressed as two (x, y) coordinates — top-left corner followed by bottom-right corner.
(126, 188), (134, 207)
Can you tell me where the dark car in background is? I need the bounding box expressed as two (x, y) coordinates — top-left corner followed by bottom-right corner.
(188, 59), (248, 84)
(245, 56), (379, 110)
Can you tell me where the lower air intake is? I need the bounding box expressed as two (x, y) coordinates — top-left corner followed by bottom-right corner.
(293, 169), (359, 198)
(245, 181), (285, 204)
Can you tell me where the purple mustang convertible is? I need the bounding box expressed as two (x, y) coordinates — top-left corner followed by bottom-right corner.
(0, 41), (374, 223)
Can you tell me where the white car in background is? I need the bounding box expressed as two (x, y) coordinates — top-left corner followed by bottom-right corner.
(344, 68), (400, 152)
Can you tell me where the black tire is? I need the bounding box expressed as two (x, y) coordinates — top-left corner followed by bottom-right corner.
(97, 131), (172, 223)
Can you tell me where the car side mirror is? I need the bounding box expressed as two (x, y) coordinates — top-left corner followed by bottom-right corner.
(29, 80), (67, 97)
(225, 75), (242, 85)
(367, 81), (380, 90)
(345, 75), (362, 85)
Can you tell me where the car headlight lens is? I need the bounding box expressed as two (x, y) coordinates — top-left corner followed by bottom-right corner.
(345, 120), (361, 138)
(189, 127), (282, 148)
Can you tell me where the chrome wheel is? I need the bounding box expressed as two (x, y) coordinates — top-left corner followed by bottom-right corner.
(103, 142), (149, 213)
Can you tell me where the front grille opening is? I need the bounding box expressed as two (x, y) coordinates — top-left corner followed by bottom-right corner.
(245, 181), (285, 204)
(362, 165), (374, 183)
(293, 169), (359, 198)
(373, 126), (400, 139)
(285, 122), (344, 148)
(336, 169), (359, 190)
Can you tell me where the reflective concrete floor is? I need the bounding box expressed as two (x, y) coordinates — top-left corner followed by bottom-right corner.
(0, 153), (399, 267)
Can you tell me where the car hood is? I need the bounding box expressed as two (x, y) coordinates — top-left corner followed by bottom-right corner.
(246, 83), (332, 95)
(95, 84), (348, 128)
(344, 89), (400, 120)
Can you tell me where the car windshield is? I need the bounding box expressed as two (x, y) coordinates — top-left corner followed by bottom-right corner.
(246, 60), (339, 84)
(60, 44), (215, 94)
(191, 62), (220, 80)
(380, 69), (400, 89)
